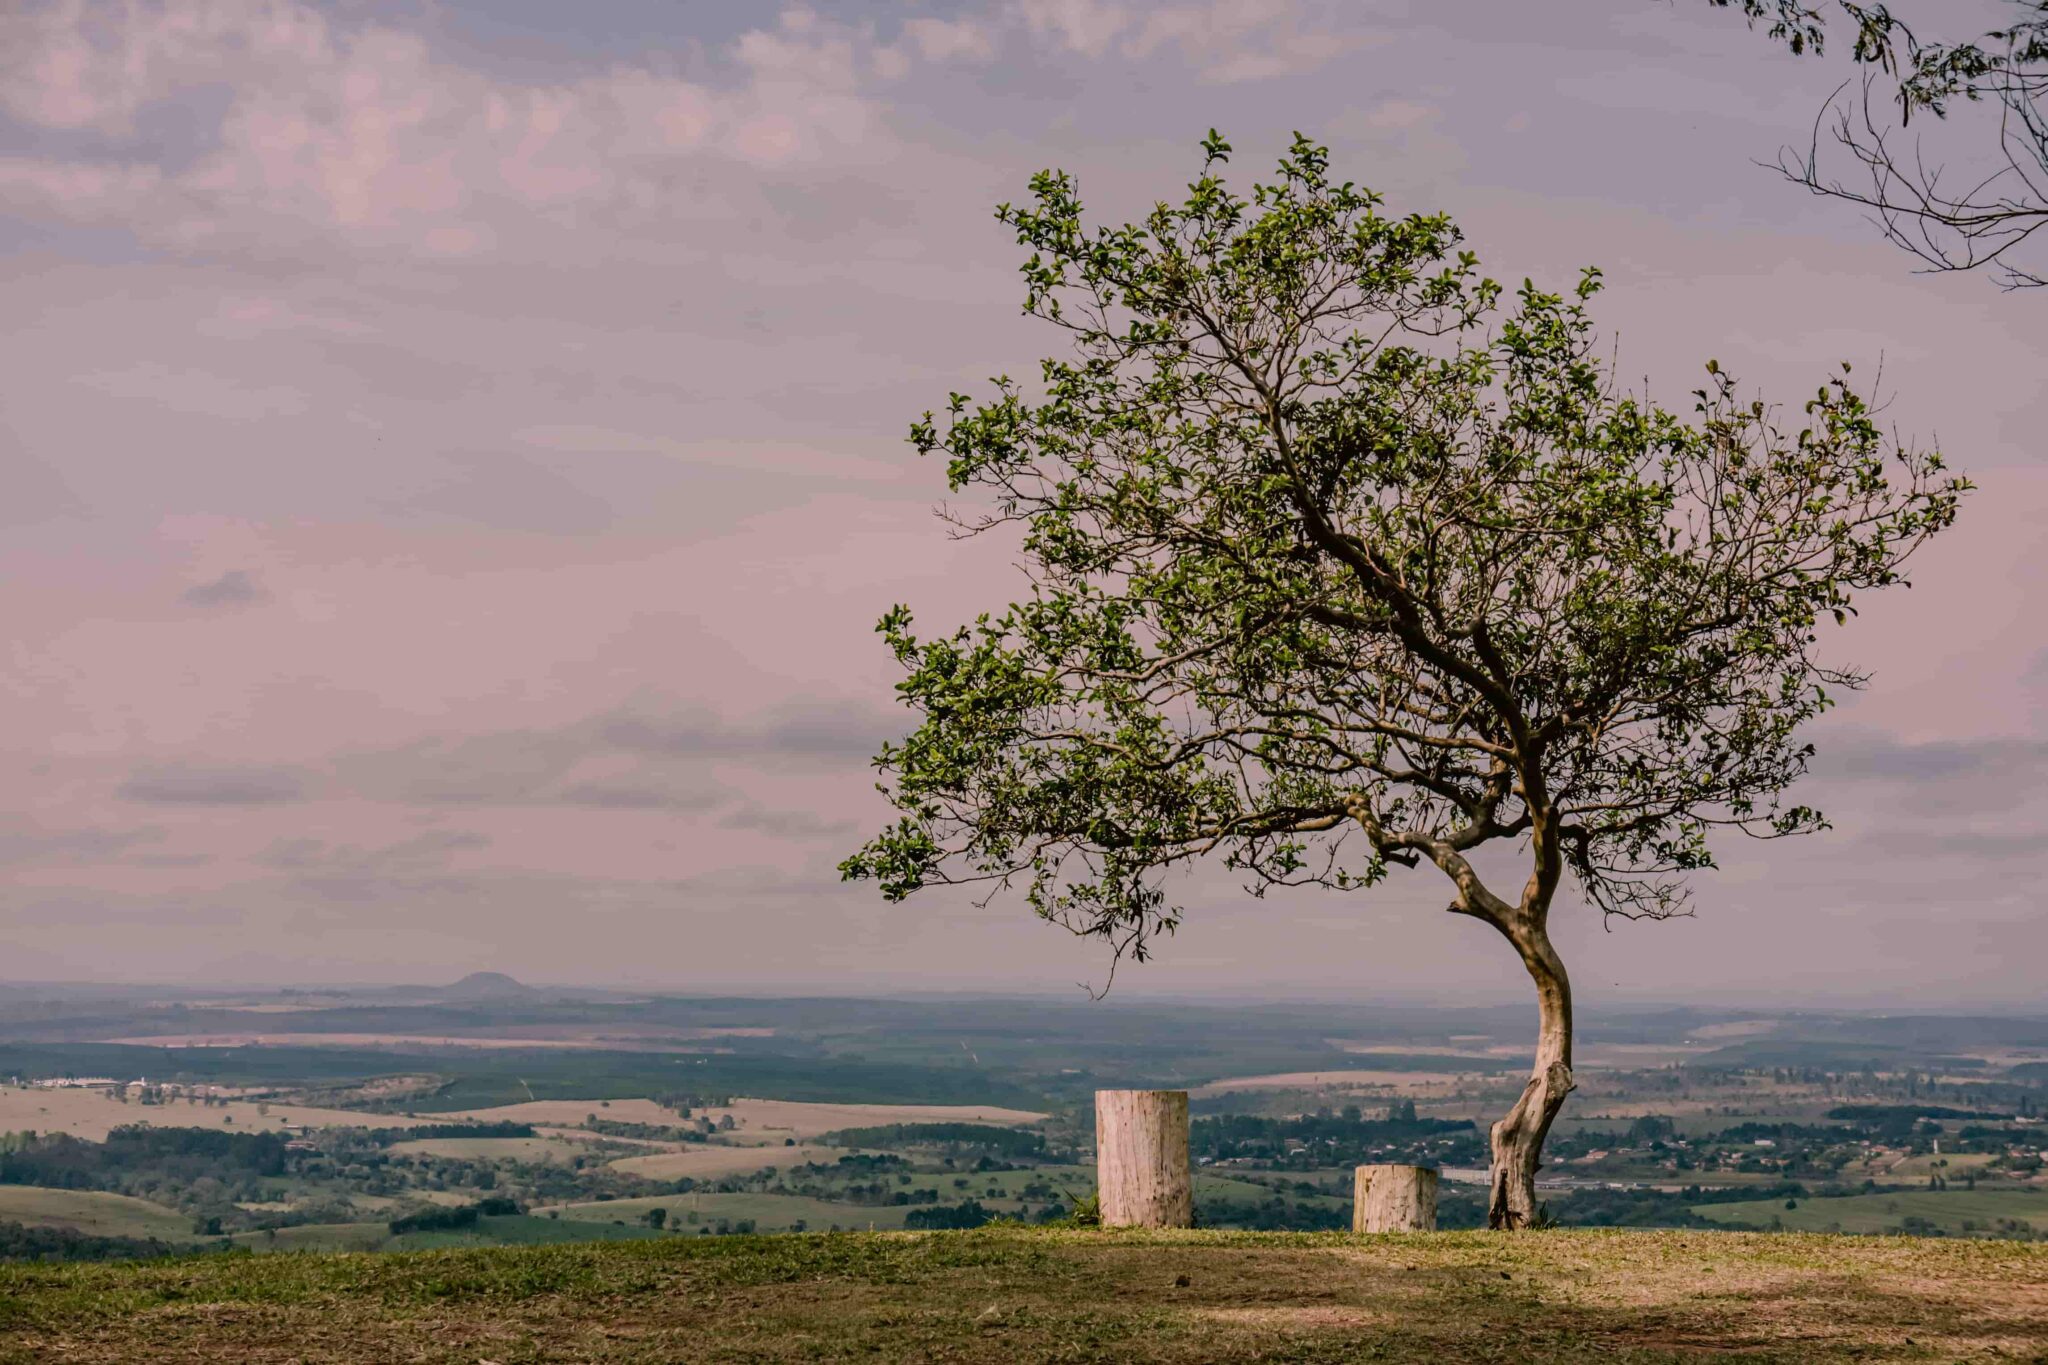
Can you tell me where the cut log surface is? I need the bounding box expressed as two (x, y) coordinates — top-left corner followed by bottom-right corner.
(1353, 1163), (1438, 1233)
(1094, 1089), (1193, 1229)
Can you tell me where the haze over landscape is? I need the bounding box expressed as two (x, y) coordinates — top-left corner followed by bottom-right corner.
(3, 1), (2045, 1005)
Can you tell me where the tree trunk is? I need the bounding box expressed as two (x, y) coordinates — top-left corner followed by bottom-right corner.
(1353, 1163), (1437, 1232)
(1487, 927), (1574, 1230)
(1094, 1089), (1192, 1228)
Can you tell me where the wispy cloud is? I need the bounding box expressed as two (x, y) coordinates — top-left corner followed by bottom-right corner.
(118, 765), (308, 805)
(0, 824), (167, 865)
(0, 1), (979, 263)
(719, 805), (859, 838)
(257, 829), (491, 873)
(181, 567), (265, 608)
(1812, 729), (2048, 784)
(1012, 0), (1378, 82)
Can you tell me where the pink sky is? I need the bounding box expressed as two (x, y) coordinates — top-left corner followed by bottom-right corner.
(1, 0), (2043, 1003)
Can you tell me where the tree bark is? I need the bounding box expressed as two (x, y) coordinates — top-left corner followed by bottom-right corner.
(1094, 1089), (1193, 1228)
(1353, 1163), (1437, 1232)
(1487, 926), (1574, 1229)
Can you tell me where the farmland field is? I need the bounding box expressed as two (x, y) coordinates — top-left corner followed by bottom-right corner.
(0, 1187), (191, 1241)
(1881, 1151), (2001, 1179)
(386, 1134), (608, 1163)
(441, 1096), (1047, 1139)
(606, 1141), (847, 1180)
(227, 1222), (391, 1253)
(698, 1097), (1047, 1140)
(227, 1215), (666, 1254)
(2, 990), (2042, 1263)
(542, 1192), (918, 1232)
(1696, 1188), (2048, 1236)
(1191, 1066), (1499, 1096)
(387, 1214), (663, 1250)
(0, 1085), (419, 1141)
(434, 1098), (680, 1127)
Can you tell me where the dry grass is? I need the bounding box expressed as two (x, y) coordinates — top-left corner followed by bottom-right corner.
(438, 1096), (1046, 1145)
(0, 1086), (418, 1142)
(430, 1099), (680, 1127)
(387, 1135), (605, 1164)
(1192, 1069), (1477, 1097)
(0, 1187), (190, 1242)
(2, 1227), (2041, 1363)
(693, 1097), (1047, 1140)
(604, 1142), (847, 1181)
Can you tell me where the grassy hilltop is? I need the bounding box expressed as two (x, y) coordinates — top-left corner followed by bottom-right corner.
(2, 1227), (2043, 1363)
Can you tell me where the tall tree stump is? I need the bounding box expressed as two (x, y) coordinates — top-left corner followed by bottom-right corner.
(1094, 1089), (1192, 1228)
(1353, 1163), (1438, 1233)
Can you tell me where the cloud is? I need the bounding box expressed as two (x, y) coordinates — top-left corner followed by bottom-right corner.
(118, 764), (307, 805)
(900, 17), (998, 64)
(5, 889), (246, 929)
(325, 701), (887, 812)
(1811, 729), (2048, 784)
(1353, 98), (1437, 133)
(2022, 650), (2048, 732)
(1014, 0), (1132, 59)
(0, 825), (166, 865)
(82, 364), (307, 422)
(1012, 0), (1375, 82)
(600, 704), (892, 765)
(92, 702), (885, 821)
(719, 805), (860, 838)
(257, 828), (491, 873)
(180, 567), (265, 607)
(0, 1), (963, 263)
(252, 829), (495, 907)
(1843, 827), (2048, 863)
(554, 781), (723, 812)
(1794, 725), (2048, 839)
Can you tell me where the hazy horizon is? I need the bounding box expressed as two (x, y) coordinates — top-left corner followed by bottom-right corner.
(3, 1), (2044, 1008)
(3, 971), (2043, 1016)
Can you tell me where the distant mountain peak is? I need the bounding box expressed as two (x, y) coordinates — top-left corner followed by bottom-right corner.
(437, 971), (536, 999)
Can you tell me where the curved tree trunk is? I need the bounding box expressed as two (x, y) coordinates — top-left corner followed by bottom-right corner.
(1487, 926), (1574, 1230)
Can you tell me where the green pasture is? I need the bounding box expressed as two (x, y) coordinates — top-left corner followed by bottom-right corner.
(544, 1192), (917, 1232)
(0, 1187), (192, 1242)
(1696, 1187), (2048, 1236)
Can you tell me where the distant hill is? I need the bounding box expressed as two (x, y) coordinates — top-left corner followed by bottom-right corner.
(429, 972), (539, 1002)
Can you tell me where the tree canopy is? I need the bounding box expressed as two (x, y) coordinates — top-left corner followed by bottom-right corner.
(843, 135), (1966, 969)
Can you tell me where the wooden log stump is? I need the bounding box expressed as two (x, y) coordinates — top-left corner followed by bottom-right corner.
(1353, 1163), (1438, 1233)
(1094, 1089), (1192, 1228)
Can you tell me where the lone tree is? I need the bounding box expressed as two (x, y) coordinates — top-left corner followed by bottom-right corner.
(842, 136), (1967, 1229)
